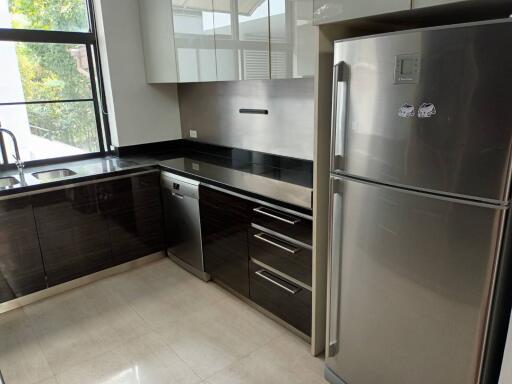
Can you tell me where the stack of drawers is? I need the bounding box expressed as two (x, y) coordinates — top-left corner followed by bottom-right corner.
(248, 205), (313, 336)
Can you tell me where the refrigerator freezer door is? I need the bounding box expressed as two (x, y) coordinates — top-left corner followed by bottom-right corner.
(332, 20), (512, 203)
(326, 176), (506, 384)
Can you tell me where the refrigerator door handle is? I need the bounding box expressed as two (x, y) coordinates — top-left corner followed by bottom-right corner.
(327, 177), (343, 357)
(330, 61), (347, 173)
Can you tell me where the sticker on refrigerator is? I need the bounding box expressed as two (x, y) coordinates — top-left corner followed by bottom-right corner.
(398, 103), (415, 118)
(418, 103), (436, 118)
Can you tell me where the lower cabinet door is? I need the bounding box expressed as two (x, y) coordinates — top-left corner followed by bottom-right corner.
(97, 172), (164, 265)
(250, 261), (311, 335)
(0, 197), (46, 302)
(200, 186), (250, 297)
(32, 185), (112, 287)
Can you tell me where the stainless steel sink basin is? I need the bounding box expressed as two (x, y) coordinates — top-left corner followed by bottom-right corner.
(32, 168), (77, 181)
(0, 176), (19, 188)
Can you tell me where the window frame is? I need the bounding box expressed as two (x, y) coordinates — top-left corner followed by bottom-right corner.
(0, 0), (110, 169)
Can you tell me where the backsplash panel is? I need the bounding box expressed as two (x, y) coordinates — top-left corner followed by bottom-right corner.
(178, 79), (314, 161)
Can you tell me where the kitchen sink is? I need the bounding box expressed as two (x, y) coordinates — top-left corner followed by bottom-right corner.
(32, 168), (77, 181)
(0, 176), (19, 188)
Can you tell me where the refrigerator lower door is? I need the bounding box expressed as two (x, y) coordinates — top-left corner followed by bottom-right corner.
(326, 176), (506, 384)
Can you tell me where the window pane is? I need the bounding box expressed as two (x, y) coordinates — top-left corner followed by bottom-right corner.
(0, 42), (93, 104)
(0, 101), (100, 162)
(0, 0), (90, 32)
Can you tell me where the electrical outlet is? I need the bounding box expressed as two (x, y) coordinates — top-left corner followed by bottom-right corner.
(192, 162), (200, 171)
(189, 130), (198, 138)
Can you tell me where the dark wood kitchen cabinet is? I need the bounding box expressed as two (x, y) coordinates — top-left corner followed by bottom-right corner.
(97, 172), (164, 265)
(200, 186), (250, 297)
(32, 184), (113, 287)
(32, 171), (164, 288)
(0, 197), (47, 303)
(249, 261), (312, 335)
(248, 227), (312, 286)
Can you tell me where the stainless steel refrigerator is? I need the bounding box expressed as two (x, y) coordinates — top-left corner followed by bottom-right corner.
(326, 19), (512, 384)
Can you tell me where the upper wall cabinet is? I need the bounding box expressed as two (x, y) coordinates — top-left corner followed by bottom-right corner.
(213, 0), (271, 81)
(172, 0), (218, 82)
(313, 0), (410, 25)
(139, 0), (178, 83)
(139, 0), (314, 82)
(270, 0), (315, 79)
(412, 0), (468, 8)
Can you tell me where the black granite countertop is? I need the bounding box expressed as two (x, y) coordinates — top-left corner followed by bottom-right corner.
(125, 144), (313, 210)
(0, 157), (155, 198)
(0, 142), (314, 210)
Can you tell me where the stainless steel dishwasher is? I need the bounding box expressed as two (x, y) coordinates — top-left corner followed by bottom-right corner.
(161, 172), (209, 281)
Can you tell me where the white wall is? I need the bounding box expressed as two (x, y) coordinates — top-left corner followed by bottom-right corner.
(94, 0), (181, 148)
(501, 311), (512, 384)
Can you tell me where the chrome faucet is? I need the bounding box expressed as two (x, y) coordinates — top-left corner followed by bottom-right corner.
(0, 123), (24, 174)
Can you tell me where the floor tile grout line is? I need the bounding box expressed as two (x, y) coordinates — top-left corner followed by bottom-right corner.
(17, 306), (56, 383)
(2, 258), (322, 384)
(199, 327), (289, 382)
(156, 322), (229, 381)
(20, 273), (156, 379)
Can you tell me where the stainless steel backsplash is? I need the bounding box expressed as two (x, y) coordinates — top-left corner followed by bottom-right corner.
(178, 79), (314, 161)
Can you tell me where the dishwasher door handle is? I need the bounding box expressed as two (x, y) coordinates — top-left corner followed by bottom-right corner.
(171, 192), (184, 199)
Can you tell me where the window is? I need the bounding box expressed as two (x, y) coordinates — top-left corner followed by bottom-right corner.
(0, 0), (106, 165)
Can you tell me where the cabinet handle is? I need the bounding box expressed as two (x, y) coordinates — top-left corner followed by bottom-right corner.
(239, 108), (268, 115)
(331, 60), (347, 172)
(253, 207), (300, 225)
(255, 270), (300, 294)
(254, 233), (300, 254)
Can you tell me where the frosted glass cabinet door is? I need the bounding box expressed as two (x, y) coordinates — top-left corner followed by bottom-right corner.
(269, 0), (314, 79)
(313, 0), (410, 24)
(212, 0), (270, 80)
(139, 0), (178, 83)
(212, 0), (239, 81)
(237, 0), (270, 79)
(172, 0), (217, 82)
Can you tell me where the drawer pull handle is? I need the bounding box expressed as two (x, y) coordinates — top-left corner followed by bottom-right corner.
(253, 207), (300, 225)
(255, 270), (300, 294)
(254, 233), (300, 254)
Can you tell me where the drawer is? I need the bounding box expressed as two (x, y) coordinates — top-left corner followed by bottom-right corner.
(249, 261), (311, 336)
(249, 227), (312, 286)
(250, 205), (312, 245)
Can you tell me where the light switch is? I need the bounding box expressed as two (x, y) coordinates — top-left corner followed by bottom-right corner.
(189, 130), (198, 138)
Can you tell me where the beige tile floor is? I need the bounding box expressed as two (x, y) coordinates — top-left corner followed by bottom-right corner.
(0, 258), (325, 384)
